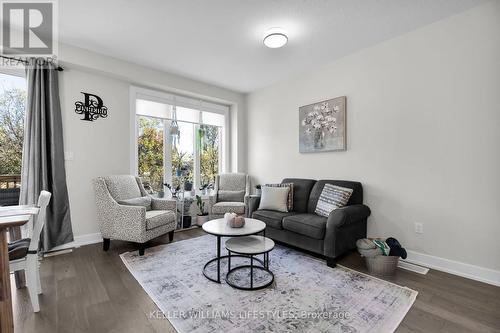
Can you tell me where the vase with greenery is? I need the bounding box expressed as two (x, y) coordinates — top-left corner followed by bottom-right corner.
(195, 195), (209, 226)
(199, 184), (208, 195)
(199, 183), (214, 196)
(164, 183), (180, 198)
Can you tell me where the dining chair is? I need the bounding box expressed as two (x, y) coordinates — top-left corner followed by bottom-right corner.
(8, 190), (51, 312)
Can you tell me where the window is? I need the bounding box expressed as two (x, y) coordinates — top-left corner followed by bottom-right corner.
(137, 116), (164, 193)
(0, 70), (26, 203)
(132, 88), (228, 196)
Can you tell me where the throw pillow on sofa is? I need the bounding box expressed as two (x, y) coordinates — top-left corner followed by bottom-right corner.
(315, 184), (353, 217)
(117, 196), (152, 211)
(265, 183), (294, 211)
(218, 190), (245, 202)
(258, 186), (290, 212)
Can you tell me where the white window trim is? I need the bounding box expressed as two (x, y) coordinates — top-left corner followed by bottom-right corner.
(0, 66), (25, 78)
(129, 86), (230, 187)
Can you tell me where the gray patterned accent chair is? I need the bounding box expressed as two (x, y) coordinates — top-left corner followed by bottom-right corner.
(93, 175), (177, 255)
(209, 173), (251, 218)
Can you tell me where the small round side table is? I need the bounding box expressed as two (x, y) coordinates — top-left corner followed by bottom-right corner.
(225, 235), (275, 290)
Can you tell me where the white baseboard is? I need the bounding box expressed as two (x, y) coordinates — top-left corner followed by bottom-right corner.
(48, 232), (102, 252)
(397, 260), (429, 275)
(404, 250), (500, 287)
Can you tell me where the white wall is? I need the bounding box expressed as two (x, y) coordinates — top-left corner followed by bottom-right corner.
(246, 1), (500, 274)
(58, 45), (246, 239)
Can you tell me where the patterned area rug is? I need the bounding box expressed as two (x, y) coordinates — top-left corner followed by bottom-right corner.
(120, 235), (417, 333)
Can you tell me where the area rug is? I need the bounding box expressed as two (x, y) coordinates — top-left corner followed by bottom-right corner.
(120, 235), (417, 333)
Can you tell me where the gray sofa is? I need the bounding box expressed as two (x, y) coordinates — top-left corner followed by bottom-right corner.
(248, 178), (371, 267)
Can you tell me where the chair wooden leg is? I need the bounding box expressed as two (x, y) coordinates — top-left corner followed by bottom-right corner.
(168, 230), (174, 242)
(138, 244), (145, 256)
(103, 238), (110, 251)
(26, 256), (40, 312)
(0, 230), (14, 331)
(36, 261), (42, 295)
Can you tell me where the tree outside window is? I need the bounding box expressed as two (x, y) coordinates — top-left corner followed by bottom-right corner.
(137, 116), (164, 193)
(0, 72), (26, 196)
(199, 124), (219, 187)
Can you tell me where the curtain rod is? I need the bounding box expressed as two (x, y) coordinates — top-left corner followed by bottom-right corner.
(0, 55), (64, 71)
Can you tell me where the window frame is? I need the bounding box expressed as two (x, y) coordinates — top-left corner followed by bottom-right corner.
(130, 86), (230, 193)
(0, 66), (25, 79)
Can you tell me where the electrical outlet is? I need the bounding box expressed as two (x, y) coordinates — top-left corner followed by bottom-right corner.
(414, 222), (424, 234)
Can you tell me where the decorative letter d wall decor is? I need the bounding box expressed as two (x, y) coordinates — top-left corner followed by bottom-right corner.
(75, 92), (108, 121)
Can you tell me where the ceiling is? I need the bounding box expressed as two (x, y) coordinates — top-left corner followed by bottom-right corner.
(59, 0), (488, 93)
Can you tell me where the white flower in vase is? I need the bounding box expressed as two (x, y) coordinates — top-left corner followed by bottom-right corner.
(302, 102), (340, 149)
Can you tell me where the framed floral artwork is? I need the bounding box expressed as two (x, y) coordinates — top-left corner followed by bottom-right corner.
(299, 96), (346, 153)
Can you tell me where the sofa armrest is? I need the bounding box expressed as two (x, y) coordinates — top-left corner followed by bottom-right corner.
(324, 204), (371, 259)
(207, 194), (217, 216)
(326, 204), (371, 229)
(245, 174), (251, 198)
(151, 197), (176, 211)
(101, 201), (147, 241)
(247, 195), (261, 217)
(208, 194), (217, 206)
(112, 204), (147, 232)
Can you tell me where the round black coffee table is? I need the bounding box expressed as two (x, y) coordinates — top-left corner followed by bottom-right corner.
(225, 235), (275, 290)
(202, 218), (266, 283)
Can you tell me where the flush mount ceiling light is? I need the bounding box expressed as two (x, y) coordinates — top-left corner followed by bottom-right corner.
(263, 28), (288, 48)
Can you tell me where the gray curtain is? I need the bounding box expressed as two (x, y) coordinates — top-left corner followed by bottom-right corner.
(19, 58), (73, 251)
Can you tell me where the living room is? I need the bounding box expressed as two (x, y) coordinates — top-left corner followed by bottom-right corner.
(0, 1), (499, 332)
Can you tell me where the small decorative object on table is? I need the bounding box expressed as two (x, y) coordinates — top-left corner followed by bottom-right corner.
(225, 212), (245, 228)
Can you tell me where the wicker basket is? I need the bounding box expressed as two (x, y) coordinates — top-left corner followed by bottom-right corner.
(365, 255), (399, 276)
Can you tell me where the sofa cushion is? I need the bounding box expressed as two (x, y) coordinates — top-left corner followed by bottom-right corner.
(117, 196), (152, 211)
(212, 202), (246, 215)
(219, 173), (247, 191)
(281, 178), (316, 213)
(314, 184), (353, 217)
(104, 175), (142, 200)
(8, 238), (31, 260)
(252, 210), (296, 229)
(218, 190), (245, 202)
(265, 183), (294, 211)
(308, 180), (363, 213)
(258, 186), (290, 212)
(146, 210), (176, 230)
(282, 214), (327, 239)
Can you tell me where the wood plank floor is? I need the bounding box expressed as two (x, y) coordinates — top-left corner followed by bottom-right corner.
(11, 228), (500, 333)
